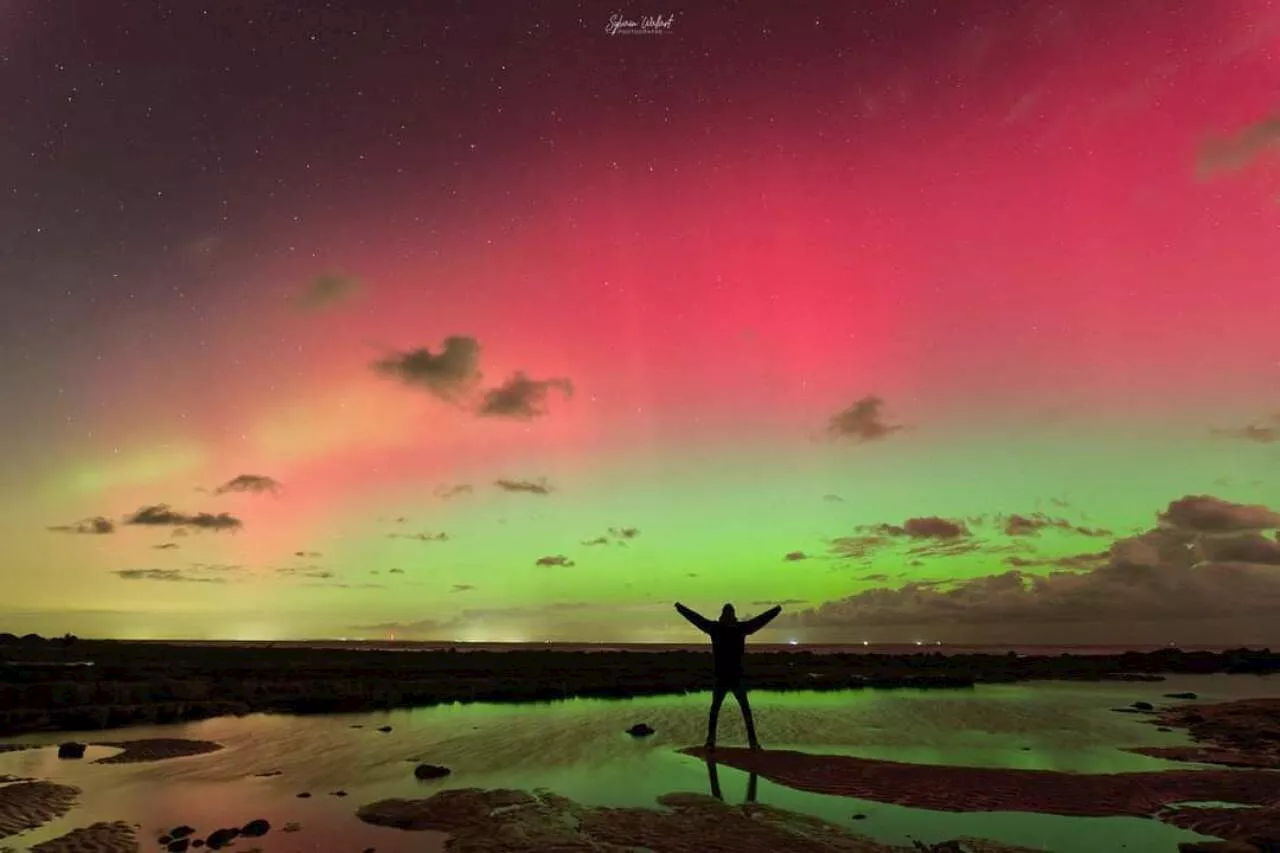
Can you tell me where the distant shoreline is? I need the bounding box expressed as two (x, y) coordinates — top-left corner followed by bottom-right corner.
(68, 639), (1277, 655)
(2, 637), (1278, 738)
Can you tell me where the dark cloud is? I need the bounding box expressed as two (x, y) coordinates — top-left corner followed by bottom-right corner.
(1158, 495), (1280, 534)
(890, 517), (970, 540)
(582, 526), (640, 546)
(1196, 115), (1280, 178)
(535, 555), (575, 567)
(373, 335), (482, 403)
(294, 550), (322, 558)
(434, 484), (473, 499)
(123, 504), (243, 533)
(387, 531), (450, 542)
(214, 474), (281, 495)
(296, 272), (362, 311)
(153, 542), (179, 550)
(1197, 533), (1280, 565)
(1211, 413), (1280, 444)
(1002, 514), (1112, 537)
(825, 396), (905, 443)
(186, 562), (243, 573)
(833, 510), (1114, 565)
(477, 372), (574, 419)
(860, 573), (890, 582)
(113, 568), (226, 583)
(1003, 551), (1108, 571)
(451, 584), (475, 593)
(47, 516), (115, 535)
(277, 566), (335, 580)
(388, 567), (405, 574)
(822, 494), (844, 503)
(786, 496), (1280, 632)
(494, 477), (553, 495)
(783, 551), (809, 561)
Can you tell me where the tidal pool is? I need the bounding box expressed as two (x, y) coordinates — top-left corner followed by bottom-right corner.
(2, 673), (1276, 852)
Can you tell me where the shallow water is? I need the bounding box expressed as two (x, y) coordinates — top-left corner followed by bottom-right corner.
(2, 673), (1276, 852)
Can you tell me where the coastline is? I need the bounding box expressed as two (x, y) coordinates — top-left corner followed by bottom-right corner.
(1, 638), (1277, 738)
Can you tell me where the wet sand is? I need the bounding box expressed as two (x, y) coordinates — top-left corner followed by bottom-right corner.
(0, 780), (80, 839)
(88, 739), (223, 764)
(1125, 697), (1280, 769)
(357, 786), (1047, 853)
(28, 821), (139, 853)
(679, 698), (1280, 847)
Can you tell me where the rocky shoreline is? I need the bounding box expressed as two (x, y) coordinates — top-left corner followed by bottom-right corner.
(1, 637), (1277, 737)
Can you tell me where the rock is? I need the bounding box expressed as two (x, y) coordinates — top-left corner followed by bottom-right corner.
(1165, 692), (1199, 700)
(282, 822), (302, 833)
(331, 789), (348, 797)
(192, 841), (204, 849)
(296, 791), (311, 798)
(1158, 727), (1173, 732)
(204, 827), (239, 849)
(158, 835), (171, 845)
(169, 825), (196, 839)
(377, 725), (392, 733)
(852, 813), (866, 820)
(240, 818), (270, 837)
(414, 763), (451, 780)
(1132, 701), (1154, 711)
(253, 769), (281, 777)
(627, 723), (655, 736)
(167, 839), (190, 852)
(1112, 707), (1141, 714)
(56, 742), (86, 759)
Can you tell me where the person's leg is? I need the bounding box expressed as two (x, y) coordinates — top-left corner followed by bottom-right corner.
(706, 684), (727, 748)
(705, 756), (723, 800)
(732, 685), (761, 749)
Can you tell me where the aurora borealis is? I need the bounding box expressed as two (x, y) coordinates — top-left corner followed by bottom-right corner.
(2, 0), (1278, 643)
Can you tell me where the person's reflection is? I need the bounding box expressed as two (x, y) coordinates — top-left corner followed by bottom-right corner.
(704, 754), (758, 803)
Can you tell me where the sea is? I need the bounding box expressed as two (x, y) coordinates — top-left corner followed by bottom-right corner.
(2, 673), (1277, 852)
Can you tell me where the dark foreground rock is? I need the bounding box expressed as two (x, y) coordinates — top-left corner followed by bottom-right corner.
(356, 786), (1044, 852)
(1, 637), (1277, 736)
(56, 741), (85, 759)
(413, 763), (451, 780)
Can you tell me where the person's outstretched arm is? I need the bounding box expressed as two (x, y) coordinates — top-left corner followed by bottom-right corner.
(740, 604), (782, 635)
(674, 602), (715, 634)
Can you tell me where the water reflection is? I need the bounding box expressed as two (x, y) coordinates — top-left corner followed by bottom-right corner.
(705, 755), (758, 804)
(0, 675), (1270, 852)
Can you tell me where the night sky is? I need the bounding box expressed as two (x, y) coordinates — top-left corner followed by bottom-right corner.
(3, 1), (1279, 643)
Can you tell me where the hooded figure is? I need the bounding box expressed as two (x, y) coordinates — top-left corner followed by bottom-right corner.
(674, 601), (782, 749)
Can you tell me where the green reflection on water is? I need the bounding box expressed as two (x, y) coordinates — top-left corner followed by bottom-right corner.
(3, 675), (1270, 852)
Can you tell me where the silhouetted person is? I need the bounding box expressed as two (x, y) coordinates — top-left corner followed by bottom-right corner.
(674, 601), (782, 750)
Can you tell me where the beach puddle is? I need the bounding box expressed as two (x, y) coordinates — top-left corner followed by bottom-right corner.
(0, 674), (1275, 852)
